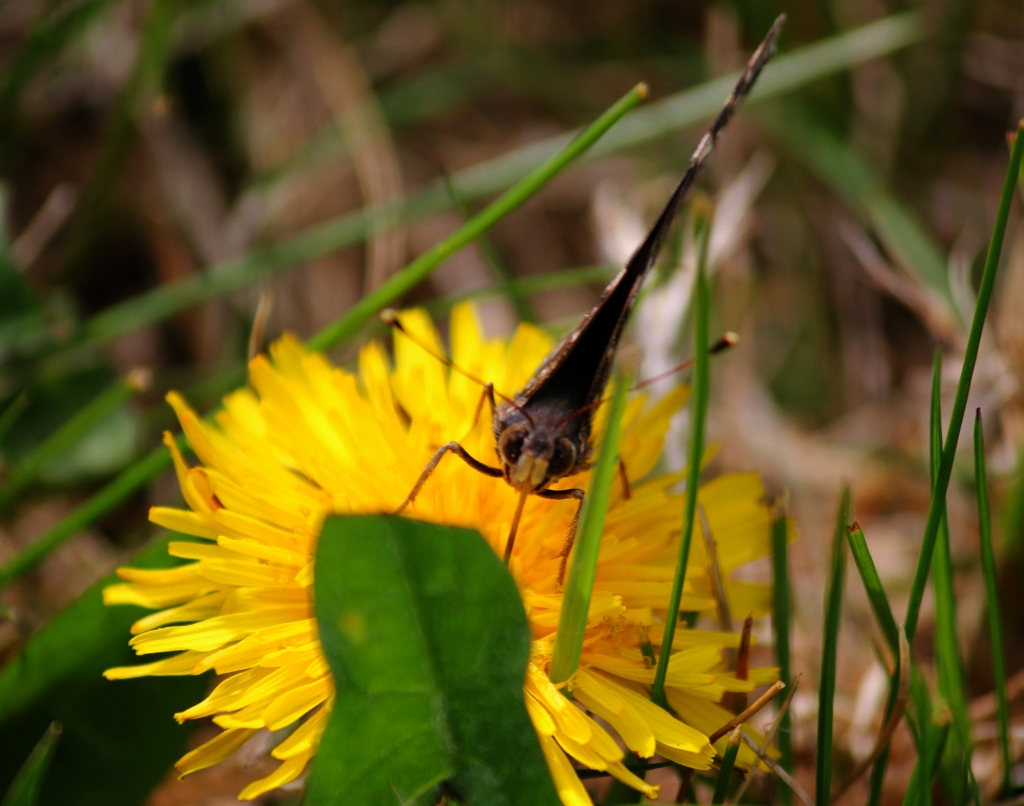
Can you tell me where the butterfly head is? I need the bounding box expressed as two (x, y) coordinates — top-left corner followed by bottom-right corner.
(495, 407), (582, 492)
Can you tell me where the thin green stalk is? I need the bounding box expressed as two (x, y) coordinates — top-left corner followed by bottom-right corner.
(651, 218), (711, 710)
(846, 523), (900, 656)
(902, 718), (951, 806)
(60, 0), (180, 276)
(443, 174), (538, 324)
(845, 520), (904, 806)
(424, 266), (615, 317)
(771, 503), (794, 799)
(1, 721), (61, 806)
(711, 727), (742, 804)
(928, 349), (973, 800)
(0, 373), (144, 513)
(548, 370), (631, 687)
(0, 440), (182, 590)
(0, 392), (28, 442)
(39, 12), (926, 370)
(975, 409), (1012, 794)
(308, 84), (647, 352)
(0, 87), (644, 590)
(904, 120), (1024, 644)
(817, 487), (850, 806)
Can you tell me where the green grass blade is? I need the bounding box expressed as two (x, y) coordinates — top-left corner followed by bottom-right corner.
(548, 370), (631, 687)
(763, 103), (951, 307)
(0, 392), (28, 443)
(975, 409), (1012, 794)
(904, 120), (1024, 644)
(711, 727), (741, 804)
(0, 0), (118, 119)
(59, 0), (180, 275)
(902, 717), (951, 806)
(442, 174), (538, 324)
(817, 486), (850, 806)
(651, 218), (710, 710)
(771, 503), (794, 796)
(928, 350), (973, 800)
(0, 374), (143, 513)
(0, 441), (180, 590)
(424, 266), (616, 317)
(0, 86), (647, 590)
(1, 722), (61, 806)
(44, 13), (926, 367)
(844, 519), (907, 806)
(307, 83), (646, 352)
(846, 523), (900, 657)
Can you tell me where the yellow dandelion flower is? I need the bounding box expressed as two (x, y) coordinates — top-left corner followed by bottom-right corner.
(104, 303), (778, 804)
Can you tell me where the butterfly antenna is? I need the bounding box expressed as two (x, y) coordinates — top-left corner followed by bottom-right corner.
(552, 332), (739, 427)
(380, 310), (534, 424)
(631, 331), (739, 392)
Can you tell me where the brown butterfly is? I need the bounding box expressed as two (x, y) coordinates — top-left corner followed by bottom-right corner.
(394, 15), (784, 580)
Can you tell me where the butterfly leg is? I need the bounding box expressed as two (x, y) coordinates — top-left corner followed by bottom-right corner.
(471, 383), (496, 427)
(617, 459), (631, 500)
(395, 441), (502, 514)
(536, 487), (585, 586)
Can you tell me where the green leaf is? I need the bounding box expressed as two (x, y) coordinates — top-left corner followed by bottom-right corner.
(308, 514), (559, 806)
(1, 723), (61, 806)
(0, 534), (209, 806)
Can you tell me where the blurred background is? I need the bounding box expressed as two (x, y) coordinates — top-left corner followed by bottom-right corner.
(0, 0), (1021, 802)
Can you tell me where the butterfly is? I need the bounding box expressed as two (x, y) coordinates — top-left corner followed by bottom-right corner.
(394, 15), (784, 581)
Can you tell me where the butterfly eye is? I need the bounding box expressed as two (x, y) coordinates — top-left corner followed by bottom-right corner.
(499, 426), (528, 465)
(548, 438), (576, 478)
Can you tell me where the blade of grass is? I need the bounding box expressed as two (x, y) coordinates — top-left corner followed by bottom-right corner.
(0, 0), (118, 123)
(833, 626), (911, 800)
(1, 721), (61, 806)
(817, 486), (850, 806)
(548, 369), (631, 687)
(0, 372), (147, 514)
(651, 215), (710, 710)
(0, 392), (28, 443)
(770, 501), (794, 799)
(928, 349), (973, 803)
(423, 265), (616, 317)
(41, 12), (926, 371)
(711, 727), (742, 804)
(0, 440), (182, 589)
(0, 86), (645, 590)
(739, 732), (815, 806)
(442, 174), (538, 324)
(60, 0), (181, 276)
(845, 518), (907, 806)
(904, 120), (1024, 645)
(305, 84), (647, 352)
(846, 522), (900, 656)
(762, 103), (952, 308)
(902, 713), (951, 806)
(975, 409), (1012, 795)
